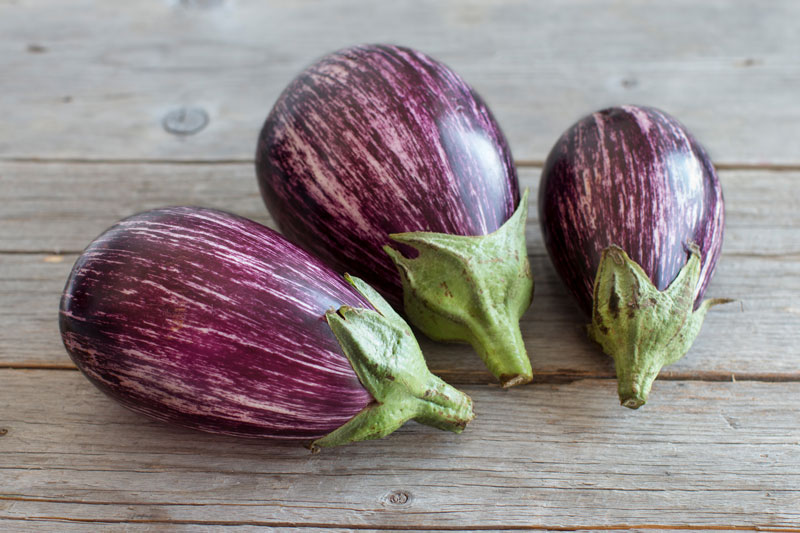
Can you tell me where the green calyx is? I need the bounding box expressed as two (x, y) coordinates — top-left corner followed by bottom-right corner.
(310, 275), (475, 452)
(587, 244), (732, 409)
(382, 190), (534, 388)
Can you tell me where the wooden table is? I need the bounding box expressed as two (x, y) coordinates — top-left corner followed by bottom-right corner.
(2, 1), (799, 530)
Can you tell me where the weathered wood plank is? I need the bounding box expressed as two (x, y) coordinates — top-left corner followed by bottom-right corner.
(0, 524), (766, 533)
(2, 249), (799, 382)
(1, 163), (797, 378)
(1, 163), (798, 255)
(0, 528), (729, 533)
(2, 526), (740, 533)
(0, 523), (391, 533)
(1, 2), (796, 531)
(1, 370), (798, 528)
(0, 161), (272, 254)
(1, 1), (799, 165)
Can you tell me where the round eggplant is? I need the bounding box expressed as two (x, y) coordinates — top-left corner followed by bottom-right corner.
(60, 207), (473, 449)
(539, 105), (730, 408)
(256, 44), (533, 387)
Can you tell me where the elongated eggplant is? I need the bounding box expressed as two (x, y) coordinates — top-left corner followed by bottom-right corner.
(256, 44), (533, 387)
(59, 207), (473, 449)
(539, 105), (730, 408)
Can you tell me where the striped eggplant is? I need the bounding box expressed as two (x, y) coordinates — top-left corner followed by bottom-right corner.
(59, 207), (473, 450)
(539, 105), (730, 408)
(256, 44), (533, 388)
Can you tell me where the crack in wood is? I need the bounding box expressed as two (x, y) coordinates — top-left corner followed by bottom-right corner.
(1, 516), (798, 531)
(3, 366), (800, 383)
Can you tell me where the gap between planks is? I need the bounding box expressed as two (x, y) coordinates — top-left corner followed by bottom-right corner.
(1, 364), (798, 384)
(0, 516), (798, 532)
(4, 375), (797, 526)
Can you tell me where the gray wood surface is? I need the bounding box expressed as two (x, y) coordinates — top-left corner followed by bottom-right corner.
(1, 0), (799, 530)
(2, 164), (799, 255)
(3, 250), (799, 382)
(0, 526), (406, 533)
(2, 164), (798, 381)
(2, 370), (799, 530)
(1, 1), (799, 165)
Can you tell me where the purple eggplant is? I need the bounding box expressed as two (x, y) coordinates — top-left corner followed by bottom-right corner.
(539, 105), (730, 408)
(256, 44), (533, 387)
(59, 207), (473, 449)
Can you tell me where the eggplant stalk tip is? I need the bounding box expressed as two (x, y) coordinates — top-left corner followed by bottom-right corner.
(588, 244), (732, 409)
(311, 276), (475, 451)
(382, 190), (534, 387)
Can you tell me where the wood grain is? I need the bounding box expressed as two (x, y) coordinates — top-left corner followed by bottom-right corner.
(0, 161), (271, 254)
(1, 164), (797, 380)
(2, 163), (798, 256)
(0, 524), (372, 533)
(3, 529), (764, 533)
(1, 370), (798, 529)
(2, 1), (799, 528)
(1, 1), (799, 165)
(3, 249), (800, 383)
(0, 523), (444, 533)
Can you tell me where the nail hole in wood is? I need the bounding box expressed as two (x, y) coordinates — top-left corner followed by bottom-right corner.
(163, 107), (209, 136)
(0, 428), (8, 437)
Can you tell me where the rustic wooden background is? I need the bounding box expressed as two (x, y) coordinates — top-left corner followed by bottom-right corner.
(1, 0), (799, 530)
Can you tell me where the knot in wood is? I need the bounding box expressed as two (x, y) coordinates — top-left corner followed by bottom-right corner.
(386, 490), (411, 505)
(163, 106), (209, 135)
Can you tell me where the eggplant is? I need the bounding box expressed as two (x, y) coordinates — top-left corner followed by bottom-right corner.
(59, 207), (473, 450)
(256, 44), (533, 387)
(539, 105), (730, 408)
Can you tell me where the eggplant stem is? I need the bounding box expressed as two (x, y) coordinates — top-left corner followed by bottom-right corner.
(383, 189), (534, 387)
(588, 244), (732, 409)
(310, 276), (474, 451)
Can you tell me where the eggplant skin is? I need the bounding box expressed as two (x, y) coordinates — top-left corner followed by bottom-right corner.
(539, 106), (724, 315)
(59, 207), (374, 440)
(256, 44), (519, 308)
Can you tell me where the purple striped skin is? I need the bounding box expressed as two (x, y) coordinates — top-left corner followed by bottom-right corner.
(256, 44), (519, 309)
(539, 106), (725, 316)
(59, 207), (374, 440)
